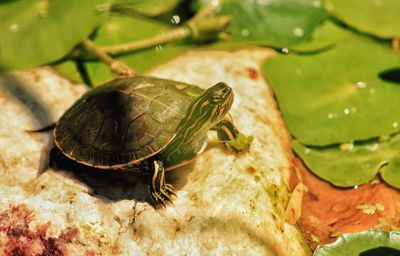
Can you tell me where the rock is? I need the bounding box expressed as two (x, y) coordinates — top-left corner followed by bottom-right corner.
(0, 49), (310, 255)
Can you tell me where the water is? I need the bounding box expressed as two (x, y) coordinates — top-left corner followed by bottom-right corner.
(9, 23), (19, 33)
(171, 15), (180, 25)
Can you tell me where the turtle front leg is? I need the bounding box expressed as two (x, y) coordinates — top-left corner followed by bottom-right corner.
(147, 160), (176, 207)
(213, 117), (253, 152)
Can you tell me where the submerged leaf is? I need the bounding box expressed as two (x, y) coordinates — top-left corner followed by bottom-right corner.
(314, 230), (400, 256)
(263, 41), (400, 146)
(324, 0), (400, 39)
(0, 0), (106, 71)
(292, 133), (400, 188)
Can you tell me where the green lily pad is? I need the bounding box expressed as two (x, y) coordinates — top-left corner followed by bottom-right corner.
(262, 41), (400, 146)
(290, 20), (352, 52)
(0, 0), (106, 71)
(292, 134), (400, 188)
(324, 0), (400, 39)
(314, 230), (400, 256)
(197, 0), (328, 48)
(85, 15), (189, 85)
(111, 0), (182, 17)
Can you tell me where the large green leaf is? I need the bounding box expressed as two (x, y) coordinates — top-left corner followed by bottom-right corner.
(111, 0), (182, 17)
(324, 0), (400, 39)
(314, 230), (400, 256)
(0, 0), (106, 71)
(85, 15), (189, 85)
(292, 134), (400, 188)
(262, 41), (400, 146)
(200, 0), (328, 48)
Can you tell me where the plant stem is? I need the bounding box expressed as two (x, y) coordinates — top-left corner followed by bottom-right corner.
(81, 39), (135, 76)
(99, 27), (191, 55)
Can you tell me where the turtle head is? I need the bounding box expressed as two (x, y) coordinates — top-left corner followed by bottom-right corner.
(179, 82), (234, 138)
(201, 82), (234, 122)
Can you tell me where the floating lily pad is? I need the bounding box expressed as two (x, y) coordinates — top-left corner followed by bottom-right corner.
(262, 41), (400, 146)
(292, 134), (400, 188)
(198, 0), (328, 48)
(324, 0), (400, 39)
(0, 0), (106, 71)
(314, 230), (400, 256)
(85, 15), (189, 85)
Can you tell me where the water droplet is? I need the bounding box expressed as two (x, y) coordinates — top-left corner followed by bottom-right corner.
(343, 108), (350, 115)
(393, 122), (398, 128)
(10, 23), (19, 32)
(369, 88), (376, 94)
(293, 27), (304, 37)
(171, 15), (180, 24)
(353, 185), (359, 189)
(281, 48), (289, 54)
(374, 0), (382, 5)
(312, 0), (321, 7)
(340, 142), (354, 151)
(304, 148), (311, 154)
(328, 113), (337, 119)
(351, 107), (358, 113)
(366, 143), (378, 152)
(155, 45), (163, 52)
(210, 0), (220, 6)
(241, 29), (250, 37)
(257, 0), (271, 5)
(355, 81), (367, 88)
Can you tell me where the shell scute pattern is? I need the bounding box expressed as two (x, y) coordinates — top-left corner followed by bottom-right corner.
(55, 77), (203, 169)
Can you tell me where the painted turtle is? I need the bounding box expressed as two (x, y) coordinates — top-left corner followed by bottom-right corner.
(54, 76), (252, 206)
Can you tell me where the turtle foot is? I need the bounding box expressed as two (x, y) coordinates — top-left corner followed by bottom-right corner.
(148, 183), (176, 207)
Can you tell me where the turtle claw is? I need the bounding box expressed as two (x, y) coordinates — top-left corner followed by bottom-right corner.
(147, 160), (176, 207)
(148, 183), (176, 207)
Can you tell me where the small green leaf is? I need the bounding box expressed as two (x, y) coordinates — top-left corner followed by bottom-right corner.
(85, 15), (189, 85)
(111, 0), (182, 17)
(199, 0), (328, 48)
(324, 0), (400, 39)
(292, 134), (400, 188)
(290, 20), (352, 52)
(0, 0), (107, 71)
(262, 40), (400, 146)
(314, 230), (400, 256)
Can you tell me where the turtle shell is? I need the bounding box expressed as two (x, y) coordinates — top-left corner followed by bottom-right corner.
(54, 76), (204, 169)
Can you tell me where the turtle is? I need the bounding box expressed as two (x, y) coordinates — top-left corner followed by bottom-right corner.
(54, 76), (252, 206)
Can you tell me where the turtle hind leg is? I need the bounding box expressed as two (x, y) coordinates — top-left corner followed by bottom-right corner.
(213, 117), (253, 152)
(147, 160), (176, 207)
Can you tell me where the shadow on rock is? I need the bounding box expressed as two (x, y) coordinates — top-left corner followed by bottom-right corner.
(49, 147), (193, 204)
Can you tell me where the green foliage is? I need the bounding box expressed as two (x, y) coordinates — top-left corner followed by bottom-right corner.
(324, 0), (400, 39)
(111, 0), (183, 17)
(0, 0), (107, 71)
(85, 15), (189, 85)
(262, 40), (400, 146)
(314, 230), (400, 256)
(202, 0), (328, 48)
(292, 135), (400, 188)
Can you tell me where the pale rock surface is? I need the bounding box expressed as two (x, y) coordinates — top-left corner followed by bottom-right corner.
(0, 49), (310, 255)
